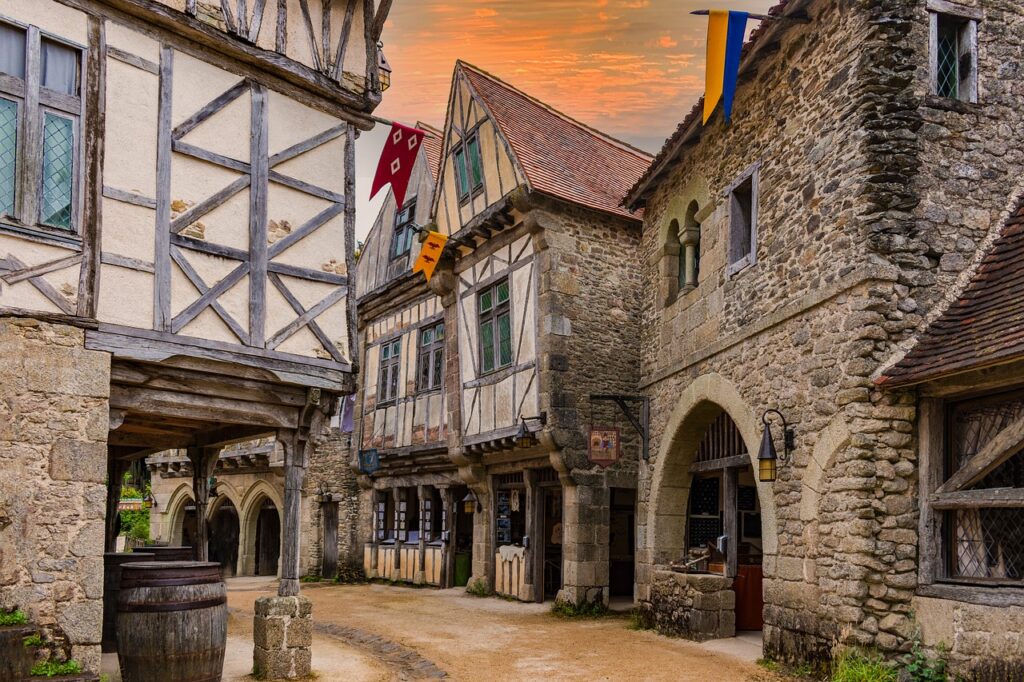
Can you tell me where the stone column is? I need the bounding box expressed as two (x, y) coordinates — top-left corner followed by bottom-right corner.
(253, 595), (313, 680)
(470, 486), (493, 592)
(679, 224), (700, 291)
(559, 476), (610, 607)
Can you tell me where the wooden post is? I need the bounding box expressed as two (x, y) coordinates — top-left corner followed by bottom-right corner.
(523, 469), (538, 601)
(417, 485), (427, 578)
(392, 487), (402, 573)
(321, 496), (338, 579)
(438, 486), (450, 588)
(724, 468), (738, 578)
(188, 447), (219, 562)
(104, 457), (128, 553)
(369, 489), (380, 574)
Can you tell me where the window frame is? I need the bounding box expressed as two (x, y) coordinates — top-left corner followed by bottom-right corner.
(927, 1), (980, 104)
(477, 278), (513, 376)
(386, 198), (417, 279)
(416, 320), (445, 394)
(725, 163), (759, 278)
(376, 338), (402, 406)
(452, 127), (485, 204)
(918, 391), (1024, 605)
(0, 16), (85, 239)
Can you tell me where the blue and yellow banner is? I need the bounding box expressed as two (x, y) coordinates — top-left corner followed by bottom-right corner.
(703, 10), (750, 125)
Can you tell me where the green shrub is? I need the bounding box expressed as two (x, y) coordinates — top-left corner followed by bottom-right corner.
(550, 599), (609, 618)
(627, 608), (654, 631)
(300, 574), (322, 583)
(22, 633), (43, 648)
(119, 509), (150, 542)
(333, 563), (368, 584)
(901, 641), (948, 682)
(0, 609), (28, 626)
(31, 659), (82, 677)
(465, 579), (492, 597)
(831, 649), (898, 682)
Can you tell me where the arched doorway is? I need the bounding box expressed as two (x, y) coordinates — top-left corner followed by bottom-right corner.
(181, 506), (197, 548)
(685, 411), (764, 631)
(208, 498), (240, 578)
(255, 499), (281, 576)
(645, 374), (778, 641)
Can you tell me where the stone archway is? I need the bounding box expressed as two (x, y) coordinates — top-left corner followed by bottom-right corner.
(646, 373), (778, 565)
(164, 484), (196, 547)
(239, 481), (284, 577)
(207, 494), (241, 578)
(641, 373), (778, 640)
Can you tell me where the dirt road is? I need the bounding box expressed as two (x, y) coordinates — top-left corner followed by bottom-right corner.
(227, 579), (781, 681)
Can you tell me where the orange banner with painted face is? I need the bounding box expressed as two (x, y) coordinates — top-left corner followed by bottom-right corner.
(412, 231), (449, 282)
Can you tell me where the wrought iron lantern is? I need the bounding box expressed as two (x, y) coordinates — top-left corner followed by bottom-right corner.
(461, 490), (481, 514)
(515, 412), (548, 449)
(377, 41), (392, 91)
(758, 409), (794, 482)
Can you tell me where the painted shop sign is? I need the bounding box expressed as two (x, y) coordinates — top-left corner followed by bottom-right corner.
(588, 427), (621, 467)
(358, 448), (380, 474)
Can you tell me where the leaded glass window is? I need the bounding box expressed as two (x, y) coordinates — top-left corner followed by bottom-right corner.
(41, 113), (73, 229)
(943, 393), (1024, 584)
(417, 321), (444, 392)
(0, 98), (17, 217)
(931, 12), (977, 104)
(377, 339), (402, 404)
(0, 21), (82, 233)
(479, 279), (512, 374)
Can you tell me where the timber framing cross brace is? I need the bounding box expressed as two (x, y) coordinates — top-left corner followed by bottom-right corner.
(590, 394), (650, 462)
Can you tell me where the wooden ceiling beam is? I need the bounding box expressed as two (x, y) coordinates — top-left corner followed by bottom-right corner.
(109, 385), (300, 429)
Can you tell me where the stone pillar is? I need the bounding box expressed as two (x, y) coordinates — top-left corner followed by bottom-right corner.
(559, 477), (610, 607)
(679, 224), (700, 291)
(470, 487), (493, 592)
(253, 595), (313, 680)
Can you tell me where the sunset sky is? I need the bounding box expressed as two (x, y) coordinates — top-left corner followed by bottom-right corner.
(355, 0), (777, 240)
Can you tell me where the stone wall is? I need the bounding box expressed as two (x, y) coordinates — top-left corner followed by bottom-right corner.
(0, 318), (110, 673)
(641, 570), (736, 641)
(635, 0), (1024, 673)
(304, 429), (363, 577)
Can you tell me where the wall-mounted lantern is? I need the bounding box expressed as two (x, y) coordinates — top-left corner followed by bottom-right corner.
(758, 409), (794, 482)
(515, 412), (548, 449)
(462, 490), (482, 514)
(377, 41), (392, 91)
(143, 493), (156, 509)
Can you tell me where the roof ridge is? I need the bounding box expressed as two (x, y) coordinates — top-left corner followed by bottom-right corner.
(456, 60), (653, 161)
(415, 121), (443, 137)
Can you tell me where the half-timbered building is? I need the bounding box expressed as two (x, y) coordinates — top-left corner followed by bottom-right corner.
(0, 0), (391, 675)
(352, 62), (652, 605)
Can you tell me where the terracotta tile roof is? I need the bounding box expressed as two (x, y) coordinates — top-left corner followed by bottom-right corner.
(878, 200), (1024, 387)
(459, 62), (652, 221)
(415, 121), (443, 184)
(624, 0), (796, 208)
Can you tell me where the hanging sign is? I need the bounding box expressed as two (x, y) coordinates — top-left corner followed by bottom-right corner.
(588, 427), (621, 468)
(358, 448), (380, 475)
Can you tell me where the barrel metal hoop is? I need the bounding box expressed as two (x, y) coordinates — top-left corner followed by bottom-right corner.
(118, 596), (227, 613)
(120, 576), (221, 588)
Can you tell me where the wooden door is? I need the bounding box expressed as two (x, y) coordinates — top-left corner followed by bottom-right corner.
(322, 501), (339, 579)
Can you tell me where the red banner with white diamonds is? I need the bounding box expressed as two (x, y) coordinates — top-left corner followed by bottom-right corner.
(369, 122), (426, 208)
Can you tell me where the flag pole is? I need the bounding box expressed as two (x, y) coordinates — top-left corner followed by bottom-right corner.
(690, 9), (810, 22)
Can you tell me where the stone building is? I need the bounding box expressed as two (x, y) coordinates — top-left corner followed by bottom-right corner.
(147, 423), (361, 580)
(0, 0), (390, 675)
(623, 0), (1024, 676)
(352, 62), (652, 605)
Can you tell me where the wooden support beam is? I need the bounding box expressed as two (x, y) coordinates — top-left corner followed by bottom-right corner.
(724, 467), (738, 579)
(371, 0), (392, 41)
(105, 457), (129, 552)
(188, 446), (221, 561)
(109, 385), (300, 428)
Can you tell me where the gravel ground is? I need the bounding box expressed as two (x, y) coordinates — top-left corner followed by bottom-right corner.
(225, 579), (783, 682)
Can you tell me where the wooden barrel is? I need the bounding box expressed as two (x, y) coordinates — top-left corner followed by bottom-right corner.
(116, 562), (227, 682)
(145, 545), (193, 562)
(103, 551), (154, 652)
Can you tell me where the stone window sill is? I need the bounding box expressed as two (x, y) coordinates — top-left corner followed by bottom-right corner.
(917, 582), (1024, 608)
(923, 95), (982, 114)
